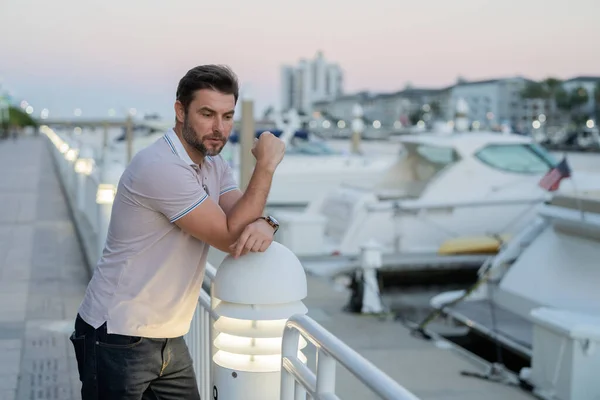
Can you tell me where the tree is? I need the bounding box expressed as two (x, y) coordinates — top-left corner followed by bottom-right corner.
(554, 88), (571, 111)
(520, 81), (548, 99)
(520, 78), (565, 126)
(565, 87), (592, 125)
(409, 110), (422, 125)
(9, 106), (38, 127)
(0, 106), (37, 138)
(429, 101), (441, 117)
(543, 78), (562, 96)
(569, 87), (589, 109)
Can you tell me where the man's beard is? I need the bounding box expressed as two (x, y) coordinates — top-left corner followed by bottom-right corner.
(181, 116), (227, 157)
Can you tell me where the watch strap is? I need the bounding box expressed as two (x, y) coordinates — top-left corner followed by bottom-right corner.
(259, 216), (279, 234)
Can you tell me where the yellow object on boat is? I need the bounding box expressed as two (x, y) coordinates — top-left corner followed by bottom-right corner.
(437, 234), (511, 255)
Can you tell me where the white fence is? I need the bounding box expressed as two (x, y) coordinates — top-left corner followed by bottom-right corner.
(42, 126), (420, 400)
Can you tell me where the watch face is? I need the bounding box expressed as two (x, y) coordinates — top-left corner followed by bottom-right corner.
(268, 216), (279, 226)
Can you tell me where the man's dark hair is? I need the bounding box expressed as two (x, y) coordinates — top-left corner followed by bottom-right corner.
(176, 65), (239, 112)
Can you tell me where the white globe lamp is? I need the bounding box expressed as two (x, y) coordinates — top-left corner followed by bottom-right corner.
(211, 241), (308, 399)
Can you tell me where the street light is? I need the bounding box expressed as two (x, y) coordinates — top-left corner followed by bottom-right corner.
(74, 146), (95, 176)
(65, 148), (79, 162)
(212, 241), (308, 399)
(96, 162), (125, 258)
(59, 141), (70, 154)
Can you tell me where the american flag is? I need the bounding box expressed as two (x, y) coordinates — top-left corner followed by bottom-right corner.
(538, 157), (571, 192)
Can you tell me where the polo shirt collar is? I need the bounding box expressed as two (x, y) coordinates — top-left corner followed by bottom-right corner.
(164, 129), (196, 166)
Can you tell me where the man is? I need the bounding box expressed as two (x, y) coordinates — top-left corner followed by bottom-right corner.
(70, 64), (285, 399)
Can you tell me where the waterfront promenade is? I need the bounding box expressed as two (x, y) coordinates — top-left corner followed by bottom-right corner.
(0, 135), (534, 399)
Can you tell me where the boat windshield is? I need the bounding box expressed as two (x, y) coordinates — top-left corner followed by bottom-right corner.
(372, 143), (460, 198)
(285, 140), (341, 156)
(475, 143), (559, 174)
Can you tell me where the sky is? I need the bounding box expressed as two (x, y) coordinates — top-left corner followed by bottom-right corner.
(0, 0), (598, 119)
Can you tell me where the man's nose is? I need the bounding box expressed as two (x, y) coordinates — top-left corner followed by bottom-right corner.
(213, 117), (224, 133)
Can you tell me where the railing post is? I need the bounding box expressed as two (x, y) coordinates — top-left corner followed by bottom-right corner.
(210, 280), (218, 393)
(294, 384), (307, 400)
(280, 327), (300, 400)
(95, 162), (124, 262)
(64, 141), (79, 200)
(57, 136), (71, 185)
(315, 349), (337, 395)
(74, 146), (95, 212)
(211, 242), (308, 400)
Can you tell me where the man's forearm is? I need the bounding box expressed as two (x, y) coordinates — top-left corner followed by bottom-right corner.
(225, 163), (273, 237)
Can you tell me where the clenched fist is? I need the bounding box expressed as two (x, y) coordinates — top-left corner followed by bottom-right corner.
(252, 132), (285, 172)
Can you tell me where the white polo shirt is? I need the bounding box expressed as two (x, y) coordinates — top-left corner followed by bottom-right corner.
(78, 129), (238, 338)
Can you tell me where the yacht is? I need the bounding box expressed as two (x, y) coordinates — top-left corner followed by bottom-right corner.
(427, 189), (600, 399)
(226, 137), (396, 208)
(273, 130), (599, 261)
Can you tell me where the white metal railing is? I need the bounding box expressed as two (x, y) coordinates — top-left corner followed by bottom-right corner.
(42, 126), (421, 400)
(43, 127), (106, 270)
(280, 314), (420, 400)
(184, 263), (218, 400)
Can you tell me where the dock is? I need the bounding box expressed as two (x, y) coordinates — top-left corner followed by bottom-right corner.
(299, 253), (489, 278)
(0, 135), (534, 399)
(0, 137), (85, 399)
(302, 275), (534, 400)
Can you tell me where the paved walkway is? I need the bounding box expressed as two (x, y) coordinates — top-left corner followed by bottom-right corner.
(0, 136), (87, 400)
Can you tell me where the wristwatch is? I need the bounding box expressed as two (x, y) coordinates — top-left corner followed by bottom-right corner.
(260, 215), (279, 234)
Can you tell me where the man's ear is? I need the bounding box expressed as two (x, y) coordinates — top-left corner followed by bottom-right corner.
(174, 101), (186, 124)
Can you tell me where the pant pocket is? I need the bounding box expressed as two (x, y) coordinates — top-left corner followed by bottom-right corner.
(69, 331), (86, 380)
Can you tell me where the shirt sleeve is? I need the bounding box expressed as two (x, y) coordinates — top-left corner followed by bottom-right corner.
(125, 161), (208, 223)
(219, 158), (239, 196)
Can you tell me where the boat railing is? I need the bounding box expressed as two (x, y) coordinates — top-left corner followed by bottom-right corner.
(366, 196), (549, 214)
(42, 126), (421, 399)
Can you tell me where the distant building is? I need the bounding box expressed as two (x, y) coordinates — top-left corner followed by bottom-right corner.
(449, 77), (533, 130)
(280, 51), (343, 115)
(561, 76), (600, 118)
(367, 85), (454, 127)
(313, 85), (452, 128)
(304, 75), (600, 132)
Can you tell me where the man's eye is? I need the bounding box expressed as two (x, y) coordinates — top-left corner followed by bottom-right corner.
(202, 113), (211, 117)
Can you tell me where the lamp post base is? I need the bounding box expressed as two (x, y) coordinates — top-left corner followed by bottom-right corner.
(213, 364), (280, 400)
